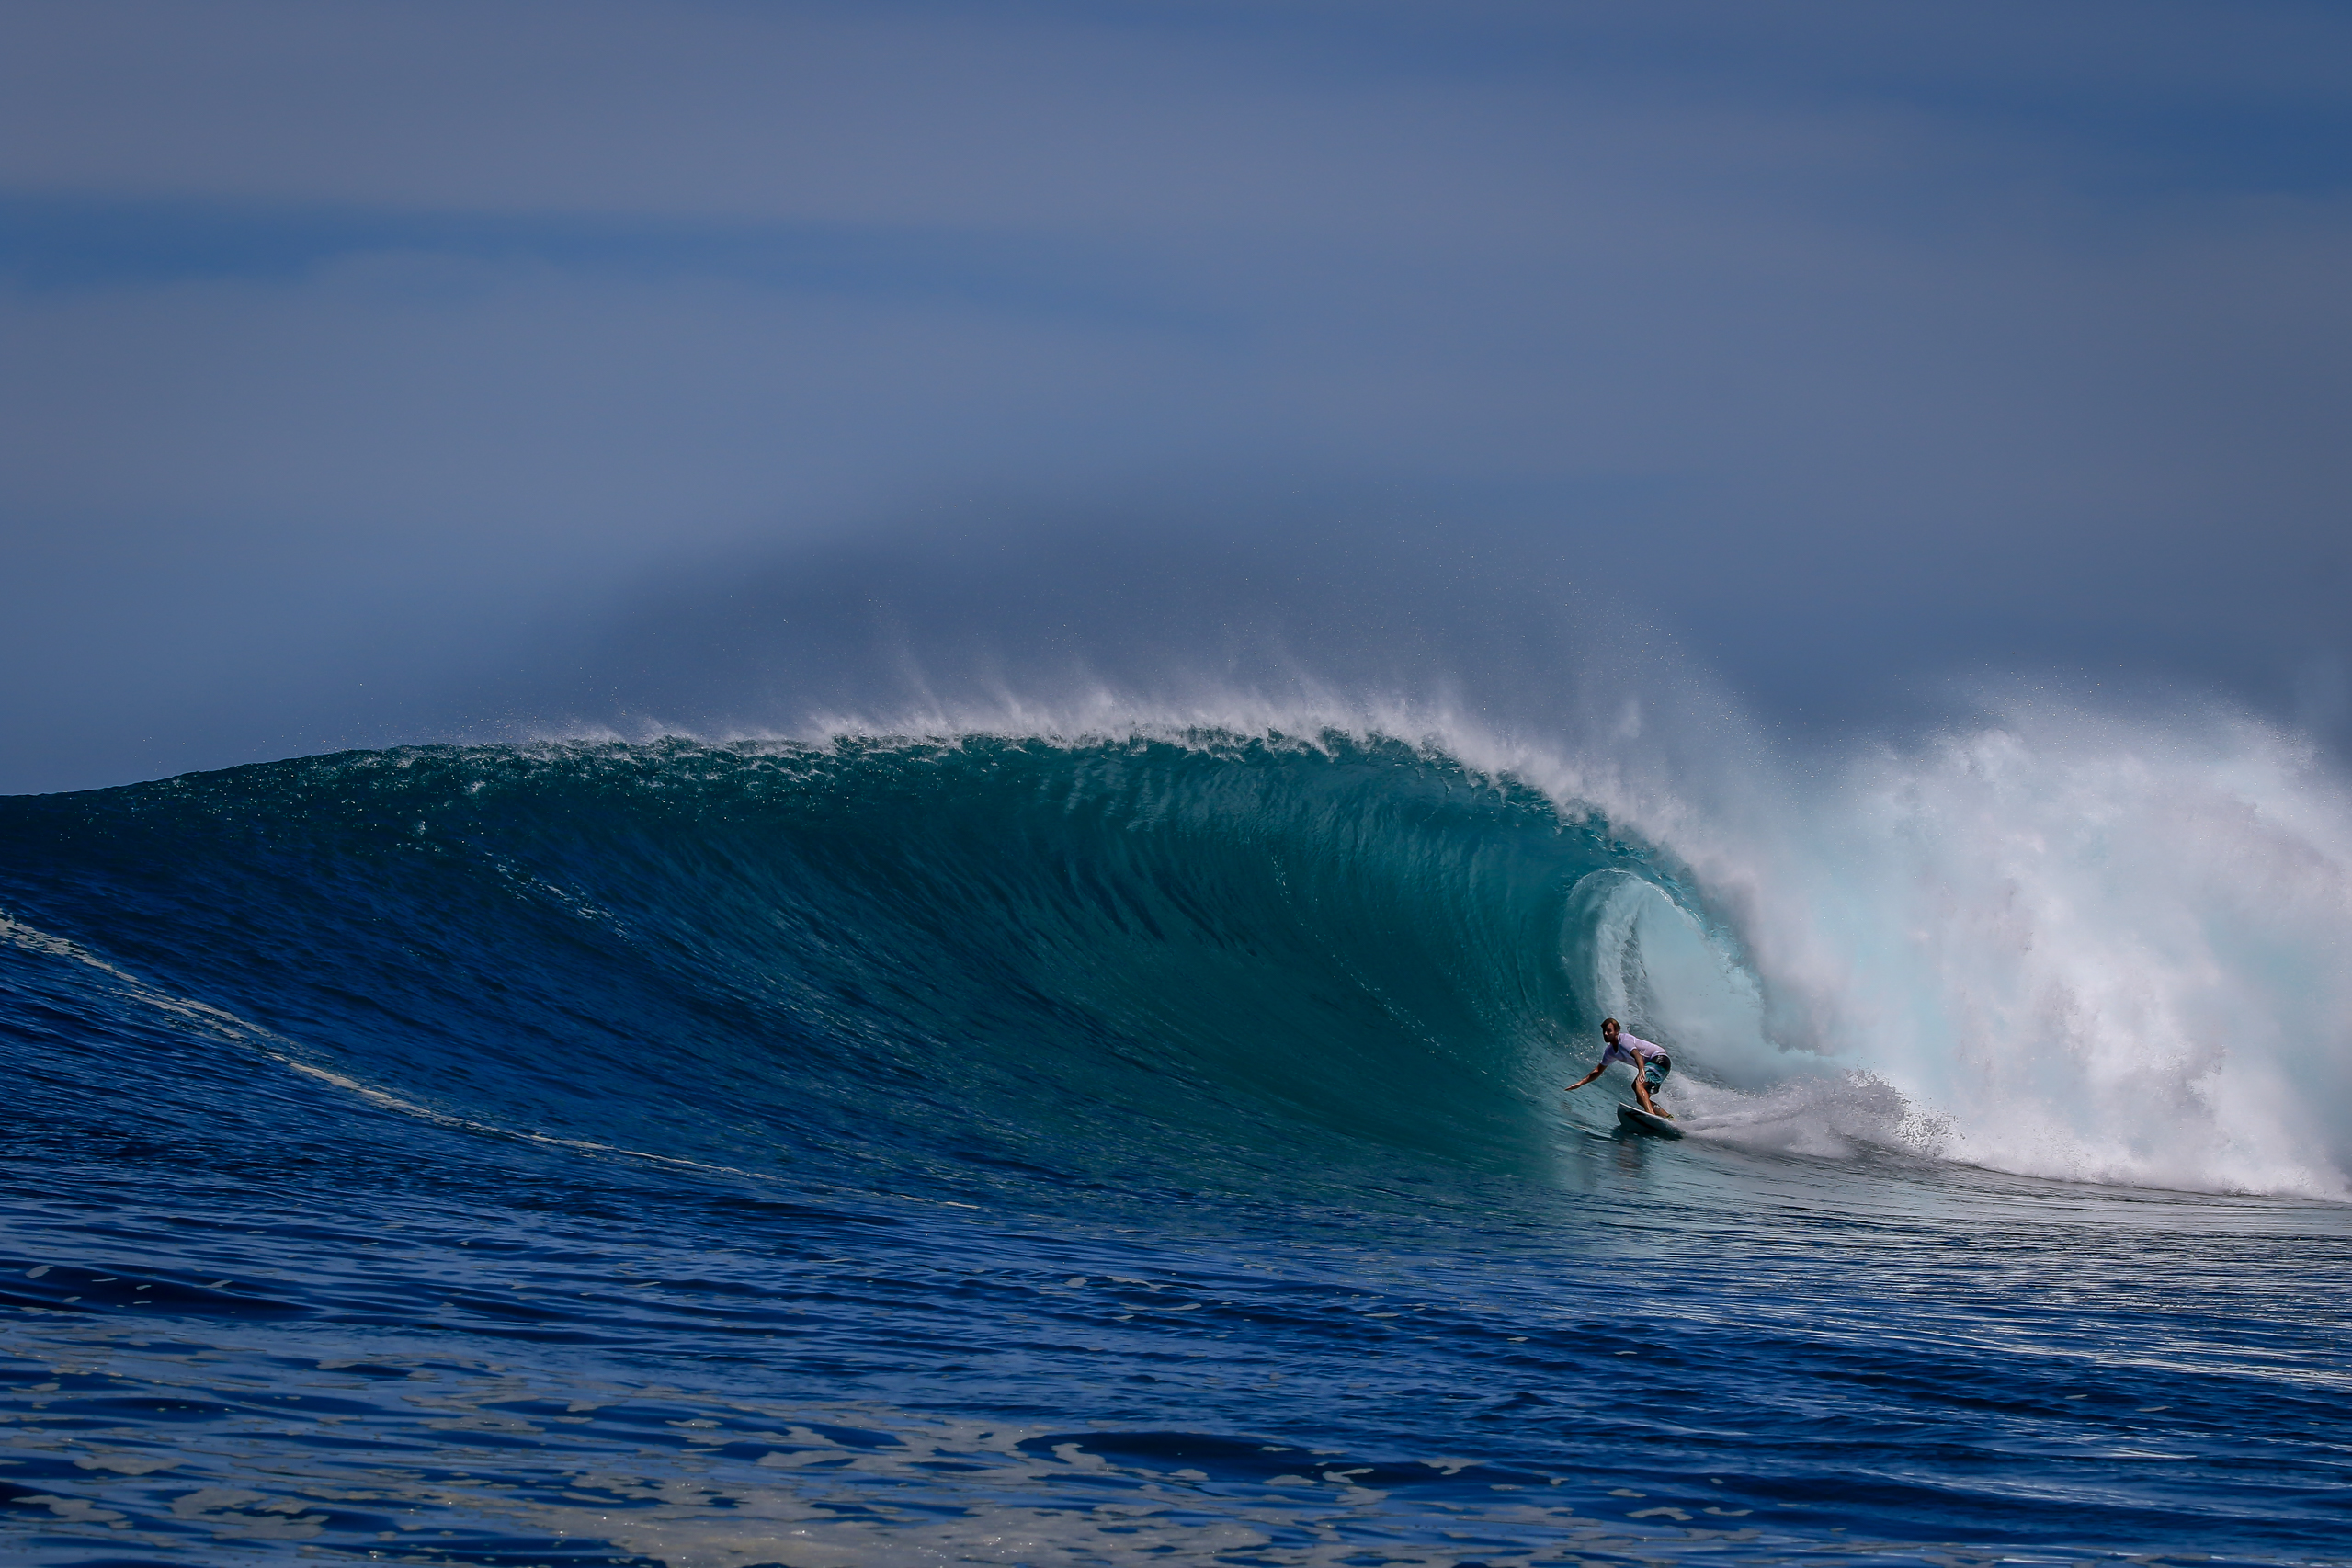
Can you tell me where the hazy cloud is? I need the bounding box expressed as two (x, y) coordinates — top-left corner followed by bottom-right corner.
(4, 1), (2348, 790)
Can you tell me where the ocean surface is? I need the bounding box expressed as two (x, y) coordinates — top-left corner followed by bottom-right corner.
(3, 727), (2347, 1567)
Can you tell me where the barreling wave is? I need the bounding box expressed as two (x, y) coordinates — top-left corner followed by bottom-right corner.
(0, 731), (1704, 1199)
(3, 706), (2347, 1202)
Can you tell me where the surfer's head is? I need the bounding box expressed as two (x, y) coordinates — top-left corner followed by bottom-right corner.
(1601, 1017), (1620, 1042)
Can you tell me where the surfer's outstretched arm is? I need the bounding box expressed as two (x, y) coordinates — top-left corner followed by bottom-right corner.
(1564, 1062), (1603, 1091)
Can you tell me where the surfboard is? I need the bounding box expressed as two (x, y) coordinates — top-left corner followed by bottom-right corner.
(1617, 1102), (1684, 1139)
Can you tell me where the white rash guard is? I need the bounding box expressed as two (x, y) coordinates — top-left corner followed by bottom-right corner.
(1600, 1032), (1668, 1071)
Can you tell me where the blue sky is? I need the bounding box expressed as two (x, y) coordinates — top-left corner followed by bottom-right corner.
(4, 1), (2348, 790)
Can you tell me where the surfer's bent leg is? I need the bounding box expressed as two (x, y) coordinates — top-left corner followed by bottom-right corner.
(1639, 1056), (1672, 1114)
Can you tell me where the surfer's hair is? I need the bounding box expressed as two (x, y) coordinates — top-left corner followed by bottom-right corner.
(1601, 1017), (1619, 1030)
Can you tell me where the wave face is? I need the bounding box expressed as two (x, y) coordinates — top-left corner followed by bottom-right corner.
(4, 715), (2347, 1201)
(0, 732), (1698, 1197)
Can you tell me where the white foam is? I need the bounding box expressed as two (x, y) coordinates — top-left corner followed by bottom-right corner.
(1740, 709), (2352, 1199)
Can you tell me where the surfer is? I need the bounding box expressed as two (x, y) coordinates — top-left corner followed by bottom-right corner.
(1565, 1017), (1673, 1118)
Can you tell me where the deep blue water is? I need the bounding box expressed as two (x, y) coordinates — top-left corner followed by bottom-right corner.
(2, 734), (2346, 1566)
